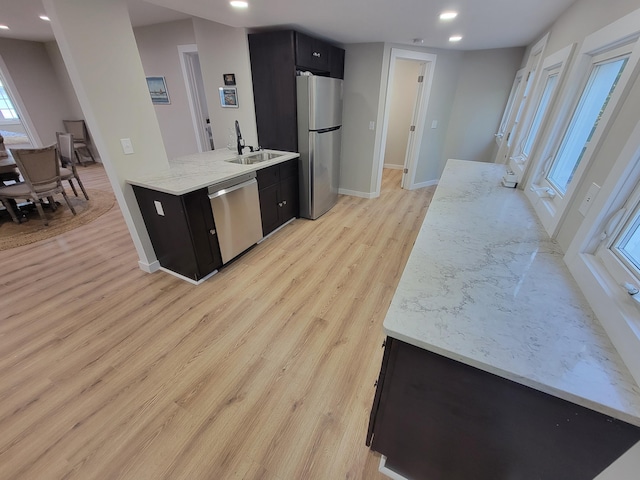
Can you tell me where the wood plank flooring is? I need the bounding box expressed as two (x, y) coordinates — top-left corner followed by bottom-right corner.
(0, 164), (434, 480)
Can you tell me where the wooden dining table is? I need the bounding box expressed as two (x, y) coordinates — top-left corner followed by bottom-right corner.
(0, 151), (20, 181)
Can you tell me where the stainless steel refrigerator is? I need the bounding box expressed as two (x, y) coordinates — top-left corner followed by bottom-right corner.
(296, 76), (343, 220)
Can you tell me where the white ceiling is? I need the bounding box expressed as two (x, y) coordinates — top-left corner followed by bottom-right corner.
(0, 0), (577, 50)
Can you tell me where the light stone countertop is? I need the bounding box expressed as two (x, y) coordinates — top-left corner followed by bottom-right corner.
(384, 159), (640, 427)
(126, 148), (300, 195)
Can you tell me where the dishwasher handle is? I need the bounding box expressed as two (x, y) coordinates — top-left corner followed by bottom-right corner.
(208, 178), (258, 200)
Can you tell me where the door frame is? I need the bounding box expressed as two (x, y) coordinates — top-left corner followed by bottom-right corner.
(178, 44), (209, 152)
(376, 48), (437, 193)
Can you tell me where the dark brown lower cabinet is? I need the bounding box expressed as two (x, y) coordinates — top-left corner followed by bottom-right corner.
(132, 185), (222, 282)
(367, 337), (640, 480)
(257, 159), (299, 236)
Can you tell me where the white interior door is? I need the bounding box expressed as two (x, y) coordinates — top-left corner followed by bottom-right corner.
(378, 49), (437, 193)
(179, 45), (212, 152)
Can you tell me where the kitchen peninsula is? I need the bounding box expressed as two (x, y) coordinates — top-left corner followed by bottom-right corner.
(367, 160), (640, 479)
(128, 148), (300, 283)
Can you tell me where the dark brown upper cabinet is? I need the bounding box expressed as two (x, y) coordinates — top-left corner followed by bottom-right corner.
(248, 30), (345, 152)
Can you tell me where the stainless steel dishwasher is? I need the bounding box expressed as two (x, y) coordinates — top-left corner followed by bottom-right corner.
(208, 172), (263, 264)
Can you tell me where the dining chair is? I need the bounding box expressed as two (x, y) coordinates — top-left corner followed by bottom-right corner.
(63, 119), (96, 166)
(0, 145), (76, 225)
(56, 132), (89, 200)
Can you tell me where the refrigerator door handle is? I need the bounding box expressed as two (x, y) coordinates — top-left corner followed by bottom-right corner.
(314, 126), (342, 134)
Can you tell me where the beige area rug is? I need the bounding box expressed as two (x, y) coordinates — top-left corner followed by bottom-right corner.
(0, 189), (115, 250)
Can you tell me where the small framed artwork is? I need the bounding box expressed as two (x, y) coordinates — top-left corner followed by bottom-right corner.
(223, 73), (236, 86)
(219, 87), (239, 108)
(146, 76), (170, 105)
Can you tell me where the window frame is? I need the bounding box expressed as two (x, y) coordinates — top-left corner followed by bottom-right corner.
(525, 11), (640, 237)
(564, 117), (640, 387)
(508, 44), (574, 184)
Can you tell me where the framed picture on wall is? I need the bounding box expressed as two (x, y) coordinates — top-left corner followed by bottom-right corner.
(223, 73), (236, 86)
(219, 87), (239, 108)
(146, 76), (170, 105)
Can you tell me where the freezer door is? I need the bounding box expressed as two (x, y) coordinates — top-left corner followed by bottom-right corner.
(298, 76), (343, 130)
(301, 127), (341, 219)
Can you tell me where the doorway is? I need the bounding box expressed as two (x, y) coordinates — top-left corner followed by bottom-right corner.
(377, 49), (437, 193)
(178, 45), (212, 152)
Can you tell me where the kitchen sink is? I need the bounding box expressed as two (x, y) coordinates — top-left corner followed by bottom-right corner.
(227, 152), (284, 165)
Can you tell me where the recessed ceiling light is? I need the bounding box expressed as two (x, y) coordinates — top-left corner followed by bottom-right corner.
(449, 35), (463, 42)
(0, 25), (9, 30)
(39, 15), (50, 21)
(440, 11), (458, 20)
(230, 1), (249, 8)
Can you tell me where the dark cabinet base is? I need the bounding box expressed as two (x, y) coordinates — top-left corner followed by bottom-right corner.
(368, 337), (640, 480)
(133, 186), (223, 282)
(257, 160), (299, 236)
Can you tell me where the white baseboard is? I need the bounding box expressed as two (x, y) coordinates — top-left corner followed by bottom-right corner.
(159, 266), (218, 285)
(138, 259), (160, 273)
(379, 456), (410, 480)
(338, 188), (377, 199)
(411, 179), (438, 190)
(384, 164), (404, 170)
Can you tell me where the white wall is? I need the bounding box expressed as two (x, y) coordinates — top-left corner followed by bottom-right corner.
(340, 43), (386, 196)
(0, 37), (72, 146)
(134, 20), (199, 160)
(44, 0), (170, 269)
(383, 59), (421, 168)
(443, 48), (524, 165)
(348, 43), (521, 193)
(526, 0), (640, 251)
(192, 18), (258, 151)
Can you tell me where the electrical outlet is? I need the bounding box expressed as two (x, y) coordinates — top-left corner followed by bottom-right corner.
(578, 182), (600, 216)
(154, 200), (165, 216)
(369, 121), (375, 130)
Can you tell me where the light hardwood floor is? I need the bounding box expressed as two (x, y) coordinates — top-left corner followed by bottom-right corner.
(0, 164), (434, 480)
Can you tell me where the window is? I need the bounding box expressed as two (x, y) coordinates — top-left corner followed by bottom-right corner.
(495, 69), (524, 145)
(547, 51), (628, 194)
(0, 80), (18, 121)
(522, 72), (558, 158)
(564, 117), (640, 386)
(525, 11), (640, 237)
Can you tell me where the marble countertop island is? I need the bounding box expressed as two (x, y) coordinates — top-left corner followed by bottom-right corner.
(384, 159), (640, 427)
(127, 148), (300, 195)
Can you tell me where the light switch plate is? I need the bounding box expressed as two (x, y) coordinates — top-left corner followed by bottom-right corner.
(431, 120), (438, 129)
(120, 138), (134, 155)
(369, 121), (375, 130)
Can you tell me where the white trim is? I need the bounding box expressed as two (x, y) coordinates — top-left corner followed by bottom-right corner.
(509, 43), (575, 185)
(178, 44), (208, 153)
(494, 33), (549, 164)
(378, 456), (410, 480)
(565, 117), (640, 385)
(159, 266), (218, 285)
(138, 259), (160, 273)
(411, 179), (438, 189)
(383, 163), (404, 170)
(376, 48), (437, 195)
(338, 187), (378, 199)
(525, 9), (640, 237)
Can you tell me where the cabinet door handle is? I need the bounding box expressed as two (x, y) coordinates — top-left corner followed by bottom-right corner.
(209, 229), (216, 235)
(313, 51), (321, 58)
(278, 202), (283, 207)
(283, 200), (287, 205)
